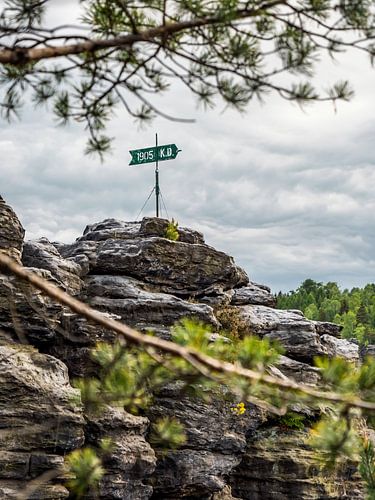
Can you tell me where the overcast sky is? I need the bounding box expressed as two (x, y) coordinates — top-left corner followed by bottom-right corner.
(1, 1), (374, 292)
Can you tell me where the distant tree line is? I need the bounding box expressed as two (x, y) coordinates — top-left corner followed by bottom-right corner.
(277, 279), (375, 345)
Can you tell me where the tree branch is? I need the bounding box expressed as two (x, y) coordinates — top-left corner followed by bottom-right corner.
(0, 1), (286, 65)
(0, 252), (374, 413)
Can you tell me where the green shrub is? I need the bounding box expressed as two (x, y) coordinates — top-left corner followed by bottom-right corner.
(165, 218), (179, 241)
(279, 412), (306, 431)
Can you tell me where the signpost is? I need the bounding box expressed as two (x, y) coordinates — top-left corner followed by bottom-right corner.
(129, 143), (180, 166)
(129, 135), (181, 217)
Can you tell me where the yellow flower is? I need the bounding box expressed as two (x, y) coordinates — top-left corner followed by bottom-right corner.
(231, 402), (246, 415)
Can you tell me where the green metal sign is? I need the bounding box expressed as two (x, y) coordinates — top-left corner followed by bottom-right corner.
(129, 143), (181, 165)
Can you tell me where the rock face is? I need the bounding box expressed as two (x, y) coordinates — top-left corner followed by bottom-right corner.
(236, 306), (357, 364)
(23, 238), (83, 294)
(231, 282), (276, 307)
(0, 195), (24, 264)
(0, 344), (84, 499)
(85, 407), (156, 500)
(230, 428), (363, 500)
(0, 197), (364, 499)
(148, 385), (266, 498)
(83, 275), (219, 339)
(92, 237), (248, 296)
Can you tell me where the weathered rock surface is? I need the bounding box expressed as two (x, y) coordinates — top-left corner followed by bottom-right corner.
(148, 384), (266, 498)
(0, 344), (84, 499)
(56, 239), (99, 275)
(93, 237), (248, 296)
(80, 219), (141, 242)
(275, 355), (321, 385)
(231, 282), (276, 307)
(236, 305), (358, 364)
(237, 305), (329, 362)
(0, 195), (24, 264)
(22, 238), (83, 294)
(83, 274), (219, 338)
(85, 406), (156, 500)
(0, 271), (65, 345)
(230, 428), (363, 499)
(314, 321), (342, 338)
(320, 334), (359, 362)
(78, 217), (205, 245)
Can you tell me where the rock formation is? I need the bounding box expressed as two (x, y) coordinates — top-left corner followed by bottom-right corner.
(0, 197), (366, 499)
(0, 195), (24, 264)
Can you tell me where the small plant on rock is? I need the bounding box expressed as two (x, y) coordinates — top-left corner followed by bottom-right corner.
(279, 411), (307, 431)
(165, 218), (179, 241)
(215, 305), (251, 339)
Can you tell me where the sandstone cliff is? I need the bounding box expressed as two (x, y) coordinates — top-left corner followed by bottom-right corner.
(0, 197), (369, 499)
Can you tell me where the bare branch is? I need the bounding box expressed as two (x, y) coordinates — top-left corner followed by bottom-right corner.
(1, 252), (375, 413)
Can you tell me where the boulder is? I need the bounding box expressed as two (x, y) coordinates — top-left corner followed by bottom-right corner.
(237, 305), (329, 362)
(93, 237), (248, 296)
(231, 282), (276, 307)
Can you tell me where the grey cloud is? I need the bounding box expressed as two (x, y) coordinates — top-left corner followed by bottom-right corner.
(1, 3), (375, 292)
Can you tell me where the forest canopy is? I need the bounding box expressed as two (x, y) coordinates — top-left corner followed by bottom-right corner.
(277, 279), (375, 345)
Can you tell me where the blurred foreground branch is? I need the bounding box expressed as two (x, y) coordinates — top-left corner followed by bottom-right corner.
(1, 252), (375, 413)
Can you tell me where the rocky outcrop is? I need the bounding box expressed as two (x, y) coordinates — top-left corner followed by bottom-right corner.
(0, 195), (24, 264)
(57, 219), (248, 297)
(0, 344), (84, 499)
(0, 197), (364, 499)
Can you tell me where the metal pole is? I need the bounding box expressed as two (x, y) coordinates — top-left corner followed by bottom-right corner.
(155, 133), (159, 217)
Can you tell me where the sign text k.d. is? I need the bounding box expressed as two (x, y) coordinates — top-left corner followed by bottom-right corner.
(129, 143), (181, 165)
